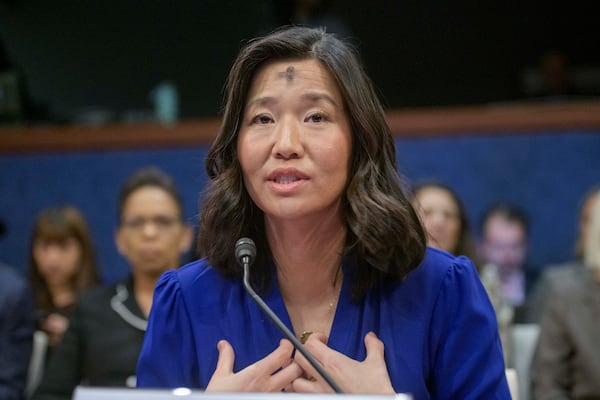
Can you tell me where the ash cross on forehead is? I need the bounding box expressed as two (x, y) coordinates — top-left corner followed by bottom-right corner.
(278, 66), (296, 84)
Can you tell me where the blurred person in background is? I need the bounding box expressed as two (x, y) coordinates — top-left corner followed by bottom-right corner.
(479, 203), (535, 312)
(478, 203), (535, 364)
(28, 206), (100, 352)
(32, 167), (193, 400)
(0, 262), (34, 400)
(526, 186), (600, 322)
(531, 190), (600, 399)
(479, 203), (532, 365)
(411, 181), (478, 263)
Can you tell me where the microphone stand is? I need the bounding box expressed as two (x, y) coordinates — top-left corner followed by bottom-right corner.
(242, 260), (344, 394)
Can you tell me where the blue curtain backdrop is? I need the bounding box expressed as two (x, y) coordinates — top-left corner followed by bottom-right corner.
(1, 130), (599, 283)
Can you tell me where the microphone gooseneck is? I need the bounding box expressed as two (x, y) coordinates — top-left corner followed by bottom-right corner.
(235, 237), (343, 394)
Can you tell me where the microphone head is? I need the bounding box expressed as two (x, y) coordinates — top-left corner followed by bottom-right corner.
(235, 237), (256, 266)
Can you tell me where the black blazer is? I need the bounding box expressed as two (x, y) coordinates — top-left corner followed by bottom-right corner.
(32, 276), (146, 400)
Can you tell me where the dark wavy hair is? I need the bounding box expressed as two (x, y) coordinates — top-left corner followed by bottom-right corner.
(198, 26), (426, 298)
(28, 206), (100, 311)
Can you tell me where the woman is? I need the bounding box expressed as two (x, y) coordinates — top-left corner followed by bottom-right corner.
(28, 206), (100, 349)
(32, 167), (193, 400)
(137, 27), (509, 398)
(532, 192), (600, 399)
(411, 181), (478, 262)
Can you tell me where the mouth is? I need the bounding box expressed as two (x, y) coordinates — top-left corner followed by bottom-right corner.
(266, 168), (309, 193)
(267, 168), (309, 184)
(272, 175), (303, 184)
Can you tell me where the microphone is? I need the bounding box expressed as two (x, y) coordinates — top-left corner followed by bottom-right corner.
(235, 237), (343, 394)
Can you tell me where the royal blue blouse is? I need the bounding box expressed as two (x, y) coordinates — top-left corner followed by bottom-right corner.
(137, 248), (510, 399)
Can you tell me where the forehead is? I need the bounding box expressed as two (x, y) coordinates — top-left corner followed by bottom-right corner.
(122, 186), (179, 216)
(247, 59), (341, 98)
(485, 216), (525, 237)
(417, 187), (458, 209)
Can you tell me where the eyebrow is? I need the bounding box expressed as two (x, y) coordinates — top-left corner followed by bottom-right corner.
(245, 92), (340, 110)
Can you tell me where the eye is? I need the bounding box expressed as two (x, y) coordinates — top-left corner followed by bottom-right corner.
(251, 114), (274, 125)
(306, 112), (327, 123)
(123, 217), (145, 230)
(154, 216), (179, 229)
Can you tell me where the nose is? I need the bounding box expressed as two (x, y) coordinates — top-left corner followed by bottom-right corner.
(140, 220), (160, 238)
(45, 247), (63, 262)
(428, 211), (445, 227)
(272, 116), (303, 159)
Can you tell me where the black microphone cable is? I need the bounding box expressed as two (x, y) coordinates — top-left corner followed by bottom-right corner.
(235, 237), (344, 394)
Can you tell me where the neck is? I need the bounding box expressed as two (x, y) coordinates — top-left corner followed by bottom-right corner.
(267, 218), (345, 341)
(132, 270), (164, 317)
(266, 214), (346, 304)
(48, 283), (75, 308)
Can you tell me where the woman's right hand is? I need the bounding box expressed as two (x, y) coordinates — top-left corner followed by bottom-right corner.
(206, 338), (303, 392)
(41, 312), (69, 347)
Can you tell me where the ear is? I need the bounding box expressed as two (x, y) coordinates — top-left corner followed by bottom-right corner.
(179, 224), (194, 254)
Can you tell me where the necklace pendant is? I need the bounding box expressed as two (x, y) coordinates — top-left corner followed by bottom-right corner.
(300, 330), (313, 344)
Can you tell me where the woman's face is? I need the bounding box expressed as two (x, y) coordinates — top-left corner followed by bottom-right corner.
(116, 186), (191, 277)
(237, 59), (352, 223)
(34, 237), (82, 287)
(413, 186), (461, 254)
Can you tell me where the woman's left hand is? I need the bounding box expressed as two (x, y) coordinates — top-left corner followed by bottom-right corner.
(291, 331), (395, 394)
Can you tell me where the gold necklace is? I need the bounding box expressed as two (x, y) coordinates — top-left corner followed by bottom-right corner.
(298, 291), (339, 344)
(295, 262), (343, 344)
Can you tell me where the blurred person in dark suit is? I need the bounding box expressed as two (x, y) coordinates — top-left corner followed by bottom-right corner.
(0, 263), (34, 400)
(526, 186), (600, 322)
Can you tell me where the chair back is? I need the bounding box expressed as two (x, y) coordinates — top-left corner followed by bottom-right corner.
(509, 324), (540, 400)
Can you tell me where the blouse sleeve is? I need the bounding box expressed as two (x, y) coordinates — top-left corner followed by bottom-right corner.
(429, 257), (510, 399)
(136, 270), (199, 388)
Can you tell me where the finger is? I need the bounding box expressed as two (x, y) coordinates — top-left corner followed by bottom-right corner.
(364, 331), (385, 362)
(303, 333), (330, 355)
(250, 340), (301, 392)
(271, 339), (294, 370)
(308, 331), (328, 344)
(281, 382), (294, 393)
(213, 340), (235, 376)
(250, 339), (295, 376)
(279, 339), (295, 357)
(269, 360), (304, 391)
(302, 334), (335, 368)
(292, 344), (322, 384)
(292, 376), (330, 393)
